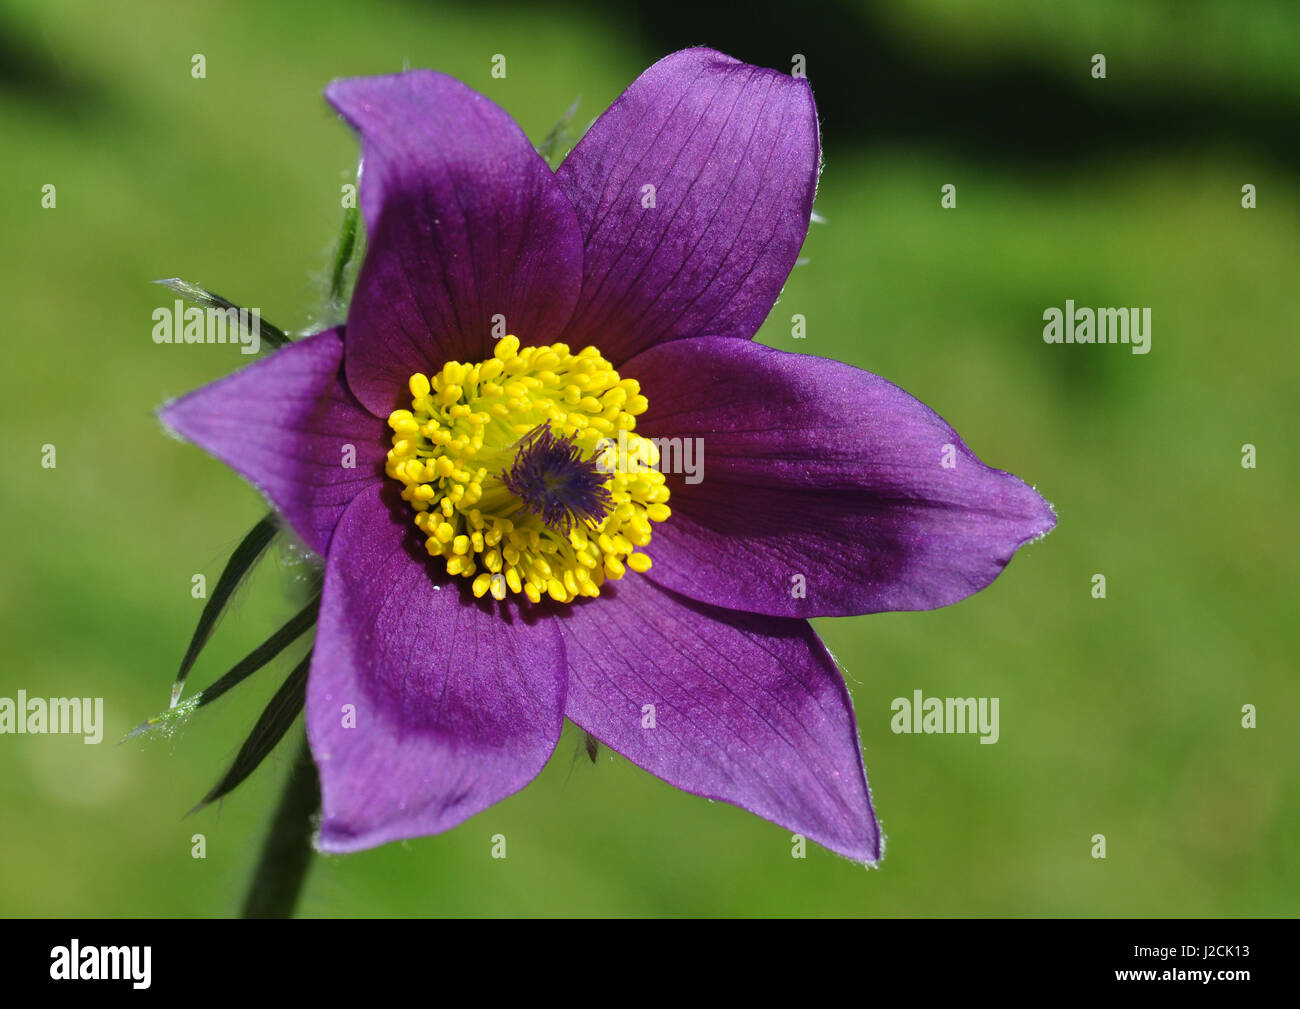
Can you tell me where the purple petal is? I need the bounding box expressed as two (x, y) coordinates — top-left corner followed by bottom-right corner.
(327, 71), (585, 415)
(307, 485), (567, 853)
(628, 337), (1056, 617)
(158, 329), (384, 557)
(559, 575), (879, 862)
(555, 47), (819, 365)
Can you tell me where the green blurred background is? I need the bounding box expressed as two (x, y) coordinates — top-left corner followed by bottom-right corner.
(3, 0), (1296, 917)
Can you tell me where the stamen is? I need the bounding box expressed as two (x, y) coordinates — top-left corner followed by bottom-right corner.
(384, 335), (670, 604)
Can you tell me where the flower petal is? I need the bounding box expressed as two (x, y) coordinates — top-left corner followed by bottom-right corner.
(555, 47), (819, 364)
(327, 71), (585, 415)
(158, 329), (383, 557)
(307, 485), (567, 853)
(560, 575), (879, 861)
(629, 337), (1056, 617)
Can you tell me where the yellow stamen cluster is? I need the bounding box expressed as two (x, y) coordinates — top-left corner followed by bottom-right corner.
(385, 335), (671, 604)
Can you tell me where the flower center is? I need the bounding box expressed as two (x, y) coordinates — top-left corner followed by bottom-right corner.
(385, 335), (670, 604)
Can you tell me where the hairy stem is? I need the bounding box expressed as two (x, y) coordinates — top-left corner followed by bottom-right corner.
(240, 731), (319, 918)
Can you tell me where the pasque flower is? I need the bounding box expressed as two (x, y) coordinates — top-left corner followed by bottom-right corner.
(160, 48), (1054, 862)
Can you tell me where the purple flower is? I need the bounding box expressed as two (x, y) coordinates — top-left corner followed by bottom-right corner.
(160, 48), (1054, 862)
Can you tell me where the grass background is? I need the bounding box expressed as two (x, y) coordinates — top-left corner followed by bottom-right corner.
(1, 0), (1295, 916)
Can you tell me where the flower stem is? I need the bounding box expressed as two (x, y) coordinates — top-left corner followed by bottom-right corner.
(240, 731), (319, 918)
